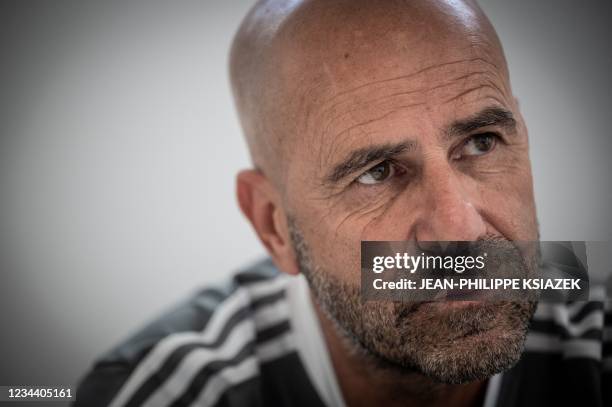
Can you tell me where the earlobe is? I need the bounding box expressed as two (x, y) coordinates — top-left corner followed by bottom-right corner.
(236, 169), (300, 275)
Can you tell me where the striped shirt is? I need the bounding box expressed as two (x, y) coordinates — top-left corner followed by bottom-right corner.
(75, 259), (612, 407)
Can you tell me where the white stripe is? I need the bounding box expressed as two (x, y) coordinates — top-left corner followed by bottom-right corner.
(252, 299), (290, 329)
(537, 287), (607, 320)
(285, 273), (346, 407)
(109, 277), (288, 407)
(109, 289), (249, 407)
(562, 339), (602, 360)
(142, 318), (258, 407)
(482, 373), (502, 407)
(193, 356), (260, 407)
(255, 329), (295, 362)
(525, 332), (602, 360)
(586, 286), (606, 302)
(141, 302), (291, 407)
(525, 331), (562, 352)
(532, 303), (561, 320)
(533, 303), (604, 337)
(562, 311), (603, 338)
(568, 302), (591, 320)
(192, 331), (296, 407)
(247, 277), (289, 298)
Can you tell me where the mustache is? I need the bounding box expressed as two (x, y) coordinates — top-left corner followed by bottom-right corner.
(413, 234), (508, 256)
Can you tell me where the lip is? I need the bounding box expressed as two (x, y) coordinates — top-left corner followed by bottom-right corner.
(419, 300), (485, 310)
(430, 288), (489, 301)
(446, 289), (484, 300)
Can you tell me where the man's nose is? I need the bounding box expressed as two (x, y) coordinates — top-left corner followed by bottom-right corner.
(414, 167), (486, 242)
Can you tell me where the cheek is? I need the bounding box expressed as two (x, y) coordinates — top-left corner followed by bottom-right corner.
(298, 201), (388, 284)
(323, 176), (420, 241)
(477, 164), (538, 240)
(456, 139), (538, 240)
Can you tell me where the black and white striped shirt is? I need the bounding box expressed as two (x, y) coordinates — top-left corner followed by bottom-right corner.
(75, 259), (612, 407)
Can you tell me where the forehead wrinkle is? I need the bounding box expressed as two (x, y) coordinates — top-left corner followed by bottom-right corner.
(440, 68), (512, 109)
(318, 69), (496, 144)
(320, 109), (405, 179)
(329, 104), (424, 149)
(441, 83), (508, 107)
(316, 56), (502, 115)
(307, 33), (507, 139)
(314, 68), (507, 175)
(312, 53), (504, 137)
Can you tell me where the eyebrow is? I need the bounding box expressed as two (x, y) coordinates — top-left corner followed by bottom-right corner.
(325, 141), (416, 184)
(324, 106), (516, 185)
(447, 106), (516, 139)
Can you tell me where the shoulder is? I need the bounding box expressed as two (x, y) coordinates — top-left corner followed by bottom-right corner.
(74, 258), (299, 407)
(496, 295), (612, 407)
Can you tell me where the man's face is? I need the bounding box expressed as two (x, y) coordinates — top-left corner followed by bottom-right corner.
(278, 9), (539, 384)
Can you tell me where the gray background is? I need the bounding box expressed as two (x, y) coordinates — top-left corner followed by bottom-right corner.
(0, 0), (610, 397)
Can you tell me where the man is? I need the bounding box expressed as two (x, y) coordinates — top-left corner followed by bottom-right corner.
(75, 0), (611, 406)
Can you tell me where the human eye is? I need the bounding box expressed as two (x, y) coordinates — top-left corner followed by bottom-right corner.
(456, 133), (498, 158)
(355, 160), (397, 185)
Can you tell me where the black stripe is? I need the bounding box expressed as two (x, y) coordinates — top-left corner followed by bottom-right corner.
(194, 288), (230, 303)
(215, 354), (328, 407)
(575, 328), (604, 341)
(212, 376), (262, 407)
(252, 289), (286, 308)
(169, 320), (293, 407)
(256, 320), (292, 344)
(124, 289), (287, 407)
(542, 243), (586, 270)
(498, 352), (604, 407)
(168, 340), (257, 407)
(235, 272), (277, 285)
(570, 301), (603, 324)
(529, 319), (563, 336)
(530, 319), (603, 340)
(233, 259), (279, 285)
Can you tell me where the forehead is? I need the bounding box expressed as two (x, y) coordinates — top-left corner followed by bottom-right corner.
(285, 43), (511, 174)
(272, 0), (506, 86)
(267, 0), (513, 184)
(316, 56), (509, 147)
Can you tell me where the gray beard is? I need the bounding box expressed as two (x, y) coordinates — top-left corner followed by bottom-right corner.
(287, 217), (537, 385)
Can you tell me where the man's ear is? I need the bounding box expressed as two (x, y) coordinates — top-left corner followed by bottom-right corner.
(236, 169), (300, 275)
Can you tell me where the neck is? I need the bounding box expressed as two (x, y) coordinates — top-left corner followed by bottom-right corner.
(313, 298), (487, 407)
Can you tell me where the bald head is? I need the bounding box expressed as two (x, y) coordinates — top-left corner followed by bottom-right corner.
(230, 0), (511, 189)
